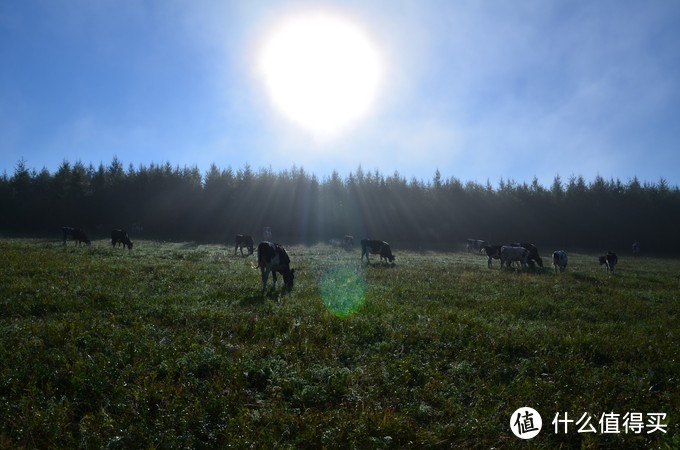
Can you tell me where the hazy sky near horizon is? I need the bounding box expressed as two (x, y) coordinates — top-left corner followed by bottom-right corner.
(2, 0), (679, 187)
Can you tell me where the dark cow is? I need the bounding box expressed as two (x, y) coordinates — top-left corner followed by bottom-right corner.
(257, 241), (295, 292)
(343, 235), (355, 250)
(552, 250), (568, 273)
(500, 245), (529, 269)
(111, 229), (133, 249)
(466, 239), (488, 253)
(62, 227), (90, 246)
(632, 241), (640, 257)
(360, 239), (395, 264)
(235, 234), (254, 256)
(599, 251), (618, 272)
(512, 243), (543, 268)
(481, 245), (502, 268)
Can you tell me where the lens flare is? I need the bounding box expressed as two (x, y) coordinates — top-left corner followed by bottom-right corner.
(319, 266), (366, 317)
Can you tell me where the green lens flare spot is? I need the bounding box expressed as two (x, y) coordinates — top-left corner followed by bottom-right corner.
(319, 267), (366, 317)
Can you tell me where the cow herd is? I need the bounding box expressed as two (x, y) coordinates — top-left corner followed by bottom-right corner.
(59, 225), (625, 294)
(61, 227), (91, 246)
(479, 243), (542, 270)
(256, 237), (395, 294)
(62, 226), (133, 250)
(472, 239), (619, 274)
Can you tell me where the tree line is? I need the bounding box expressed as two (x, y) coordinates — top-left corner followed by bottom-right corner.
(2, 158), (679, 254)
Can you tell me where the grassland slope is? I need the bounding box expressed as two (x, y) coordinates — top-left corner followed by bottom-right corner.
(0, 239), (678, 448)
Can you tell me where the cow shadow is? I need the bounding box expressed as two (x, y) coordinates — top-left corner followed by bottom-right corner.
(240, 289), (291, 306)
(571, 272), (600, 284)
(364, 261), (396, 268)
(240, 294), (266, 307)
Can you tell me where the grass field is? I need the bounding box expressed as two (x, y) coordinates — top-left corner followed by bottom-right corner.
(1, 238), (678, 448)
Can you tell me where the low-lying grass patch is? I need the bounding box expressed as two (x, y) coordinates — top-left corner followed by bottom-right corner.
(0, 239), (678, 447)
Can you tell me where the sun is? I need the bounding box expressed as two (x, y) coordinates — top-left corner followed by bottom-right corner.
(257, 11), (383, 137)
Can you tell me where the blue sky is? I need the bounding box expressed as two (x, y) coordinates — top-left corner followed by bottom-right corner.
(2, 0), (679, 187)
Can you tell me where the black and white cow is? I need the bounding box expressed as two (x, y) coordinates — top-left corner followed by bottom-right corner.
(552, 250), (568, 273)
(501, 245), (529, 269)
(62, 227), (91, 246)
(512, 243), (543, 268)
(360, 239), (395, 264)
(111, 229), (133, 249)
(257, 241), (295, 292)
(599, 251), (618, 272)
(234, 234), (254, 256)
(481, 245), (502, 268)
(466, 239), (488, 253)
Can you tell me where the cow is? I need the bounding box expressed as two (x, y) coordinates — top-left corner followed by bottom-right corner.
(234, 234), (254, 256)
(599, 251), (618, 272)
(360, 239), (395, 264)
(552, 250), (568, 273)
(111, 229), (133, 249)
(512, 243), (543, 269)
(632, 241), (640, 257)
(62, 227), (90, 246)
(500, 245), (529, 269)
(466, 239), (488, 253)
(343, 235), (355, 250)
(257, 241), (295, 292)
(481, 245), (502, 268)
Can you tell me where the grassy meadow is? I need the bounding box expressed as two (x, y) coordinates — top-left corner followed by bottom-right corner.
(1, 238), (678, 448)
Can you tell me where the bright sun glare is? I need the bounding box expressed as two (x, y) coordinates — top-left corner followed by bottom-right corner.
(258, 11), (383, 137)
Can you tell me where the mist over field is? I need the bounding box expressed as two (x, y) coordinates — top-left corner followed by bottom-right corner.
(2, 159), (679, 255)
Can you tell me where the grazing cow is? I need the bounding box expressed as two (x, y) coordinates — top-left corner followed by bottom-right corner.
(257, 241), (295, 292)
(343, 235), (355, 250)
(360, 239), (395, 264)
(512, 243), (544, 268)
(481, 245), (502, 268)
(599, 251), (618, 272)
(234, 234), (254, 256)
(500, 245), (529, 269)
(552, 250), (568, 273)
(111, 229), (133, 249)
(466, 239), (488, 253)
(62, 227), (90, 246)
